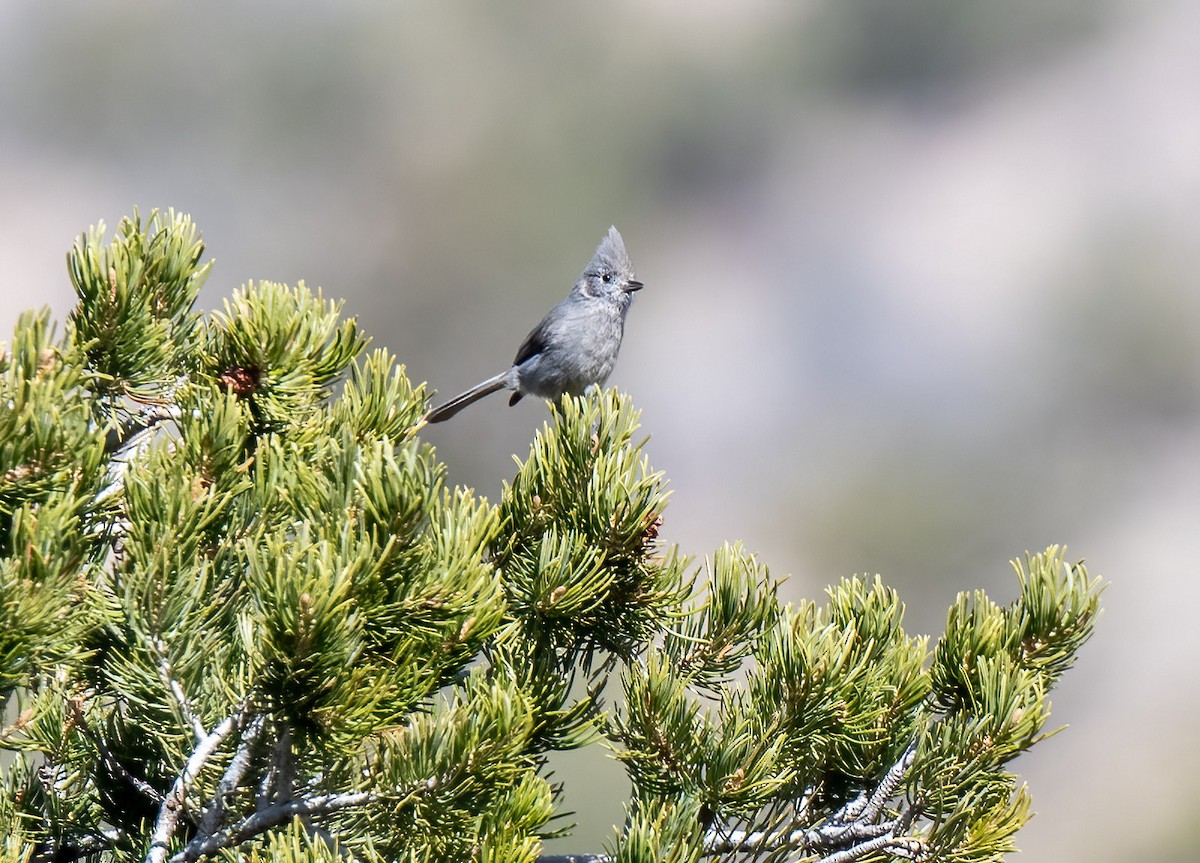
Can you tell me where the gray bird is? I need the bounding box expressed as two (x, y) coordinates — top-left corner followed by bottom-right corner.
(424, 226), (643, 423)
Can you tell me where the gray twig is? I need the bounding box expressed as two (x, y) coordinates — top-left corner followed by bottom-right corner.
(254, 722), (295, 810)
(103, 402), (177, 456)
(168, 791), (375, 863)
(196, 713), (265, 837)
(98, 393), (185, 504)
(858, 745), (916, 825)
(155, 641), (206, 742)
(816, 835), (926, 863)
(703, 745), (926, 862)
(144, 715), (236, 863)
(803, 746), (926, 862)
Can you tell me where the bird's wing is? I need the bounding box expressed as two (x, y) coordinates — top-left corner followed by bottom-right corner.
(512, 314), (552, 367)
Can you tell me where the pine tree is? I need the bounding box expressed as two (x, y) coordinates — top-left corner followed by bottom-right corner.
(0, 212), (1102, 863)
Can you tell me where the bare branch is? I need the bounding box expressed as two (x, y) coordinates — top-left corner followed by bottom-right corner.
(169, 791), (375, 863)
(255, 722), (294, 813)
(103, 401), (178, 456)
(98, 392), (185, 503)
(196, 713), (265, 837)
(702, 746), (925, 862)
(807, 747), (919, 849)
(154, 640), (206, 742)
(144, 715), (236, 863)
(704, 825), (807, 856)
(816, 834), (926, 863)
(857, 745), (916, 825)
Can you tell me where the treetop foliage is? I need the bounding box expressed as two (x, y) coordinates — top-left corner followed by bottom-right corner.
(0, 211), (1102, 863)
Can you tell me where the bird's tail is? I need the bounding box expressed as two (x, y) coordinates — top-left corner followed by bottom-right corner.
(424, 371), (511, 423)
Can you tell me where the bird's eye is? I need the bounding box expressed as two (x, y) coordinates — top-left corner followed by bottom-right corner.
(601, 272), (612, 283)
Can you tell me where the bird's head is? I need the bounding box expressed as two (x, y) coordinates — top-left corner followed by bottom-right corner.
(577, 225), (643, 303)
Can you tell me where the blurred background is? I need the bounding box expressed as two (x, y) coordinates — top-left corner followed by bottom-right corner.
(2, 1), (1197, 859)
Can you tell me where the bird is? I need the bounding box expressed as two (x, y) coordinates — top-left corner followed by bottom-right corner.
(424, 226), (642, 423)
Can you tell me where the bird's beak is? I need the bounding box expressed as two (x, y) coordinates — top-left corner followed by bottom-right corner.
(624, 279), (644, 293)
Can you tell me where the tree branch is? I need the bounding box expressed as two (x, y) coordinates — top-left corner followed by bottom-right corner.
(804, 747), (927, 862)
(102, 402), (177, 456)
(154, 642), (206, 742)
(169, 791), (375, 863)
(98, 394), (183, 503)
(816, 834), (926, 863)
(256, 722), (294, 812)
(196, 713), (265, 837)
(144, 715), (236, 863)
(852, 745), (916, 826)
(702, 747), (926, 862)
